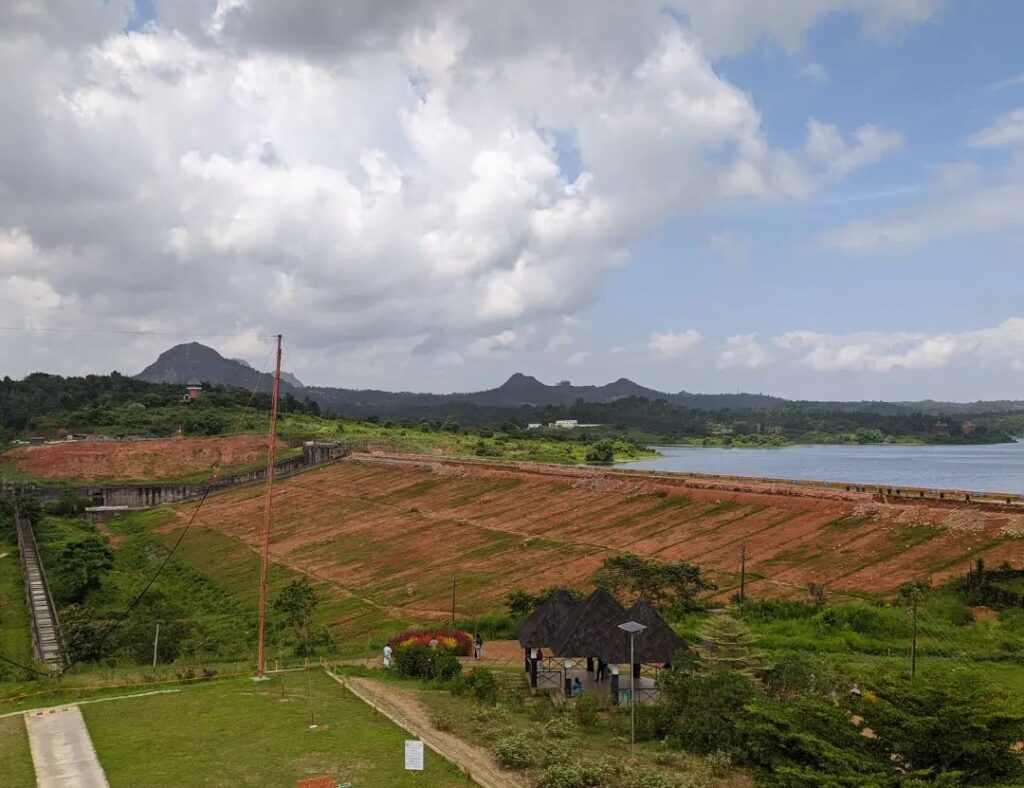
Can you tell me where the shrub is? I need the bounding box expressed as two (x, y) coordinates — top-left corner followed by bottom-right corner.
(661, 669), (759, 756)
(536, 760), (612, 788)
(493, 734), (535, 769)
(461, 667), (500, 705)
(619, 766), (684, 788)
(393, 644), (463, 680)
(572, 693), (600, 728)
(387, 629), (473, 656)
(763, 652), (839, 699)
(430, 712), (454, 732)
(542, 714), (577, 738)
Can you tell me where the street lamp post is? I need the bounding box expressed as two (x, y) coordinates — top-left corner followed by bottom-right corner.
(617, 620), (647, 759)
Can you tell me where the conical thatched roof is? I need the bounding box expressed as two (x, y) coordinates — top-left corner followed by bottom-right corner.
(595, 600), (689, 664)
(516, 590), (579, 649)
(551, 588), (627, 659)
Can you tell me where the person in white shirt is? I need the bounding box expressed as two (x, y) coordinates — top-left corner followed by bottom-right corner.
(382, 644), (393, 669)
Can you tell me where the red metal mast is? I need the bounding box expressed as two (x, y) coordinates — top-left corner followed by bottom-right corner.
(256, 334), (282, 679)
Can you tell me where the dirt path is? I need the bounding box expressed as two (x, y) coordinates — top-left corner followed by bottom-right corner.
(327, 671), (527, 788)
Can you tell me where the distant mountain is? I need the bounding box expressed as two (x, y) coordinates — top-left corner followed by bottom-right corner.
(135, 343), (301, 394)
(134, 343), (1024, 418)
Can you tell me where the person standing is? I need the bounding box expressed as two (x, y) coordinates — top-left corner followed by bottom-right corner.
(382, 644), (393, 669)
(474, 632), (483, 659)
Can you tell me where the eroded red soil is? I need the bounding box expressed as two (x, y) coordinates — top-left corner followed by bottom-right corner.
(168, 456), (1024, 634)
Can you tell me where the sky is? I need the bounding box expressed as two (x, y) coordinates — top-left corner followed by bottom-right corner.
(1, 0), (1023, 400)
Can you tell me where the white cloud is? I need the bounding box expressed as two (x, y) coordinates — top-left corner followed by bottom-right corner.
(805, 120), (904, 181)
(672, 0), (941, 57)
(0, 1), (905, 383)
(798, 62), (829, 84)
(819, 180), (1024, 253)
(771, 319), (1024, 372)
(718, 334), (773, 369)
(969, 107), (1024, 149)
(988, 73), (1024, 93)
(650, 330), (704, 359)
(566, 351), (589, 366)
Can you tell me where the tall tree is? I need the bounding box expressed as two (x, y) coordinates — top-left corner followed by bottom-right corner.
(698, 609), (771, 680)
(594, 554), (715, 610)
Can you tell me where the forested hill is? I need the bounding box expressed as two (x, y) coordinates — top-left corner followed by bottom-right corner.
(2, 370), (1023, 446)
(130, 343), (1024, 417)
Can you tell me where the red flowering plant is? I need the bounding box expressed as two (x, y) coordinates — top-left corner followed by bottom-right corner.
(388, 629), (473, 656)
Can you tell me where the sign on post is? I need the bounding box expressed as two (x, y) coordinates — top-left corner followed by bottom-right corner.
(404, 740), (424, 771)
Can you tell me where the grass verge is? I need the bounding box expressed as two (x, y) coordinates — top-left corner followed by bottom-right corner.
(82, 671), (471, 787)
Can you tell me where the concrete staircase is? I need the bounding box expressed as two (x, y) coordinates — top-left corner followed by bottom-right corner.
(16, 510), (66, 672)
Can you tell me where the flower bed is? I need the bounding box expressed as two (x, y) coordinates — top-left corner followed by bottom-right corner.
(388, 629), (473, 656)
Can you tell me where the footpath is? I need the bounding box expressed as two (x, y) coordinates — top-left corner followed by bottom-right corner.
(327, 670), (527, 788)
(24, 705), (110, 788)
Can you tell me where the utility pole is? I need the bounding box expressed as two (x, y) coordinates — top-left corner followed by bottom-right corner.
(451, 574), (456, 626)
(152, 621), (160, 667)
(910, 589), (919, 683)
(739, 543), (747, 604)
(256, 334), (283, 680)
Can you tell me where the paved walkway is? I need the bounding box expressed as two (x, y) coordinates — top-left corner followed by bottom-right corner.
(25, 705), (109, 788)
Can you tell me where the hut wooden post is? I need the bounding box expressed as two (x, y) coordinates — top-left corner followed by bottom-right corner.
(610, 665), (620, 705)
(563, 659), (573, 697)
(530, 648), (539, 688)
(524, 646), (531, 673)
(586, 656), (594, 673)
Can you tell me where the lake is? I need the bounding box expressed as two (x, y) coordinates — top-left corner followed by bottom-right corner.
(623, 442), (1024, 494)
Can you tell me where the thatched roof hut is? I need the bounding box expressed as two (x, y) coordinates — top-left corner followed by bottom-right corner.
(594, 600), (688, 664)
(550, 588), (626, 659)
(516, 590), (580, 649)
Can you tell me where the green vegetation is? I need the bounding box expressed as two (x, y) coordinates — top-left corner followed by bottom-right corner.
(81, 672), (470, 787)
(0, 502), (38, 678)
(594, 554), (716, 612)
(374, 667), (745, 788)
(0, 716), (34, 788)
(5, 371), (1022, 459)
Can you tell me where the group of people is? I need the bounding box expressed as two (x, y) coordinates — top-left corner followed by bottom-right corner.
(381, 632), (485, 668)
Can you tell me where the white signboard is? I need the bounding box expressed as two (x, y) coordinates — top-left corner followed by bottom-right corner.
(404, 739), (424, 771)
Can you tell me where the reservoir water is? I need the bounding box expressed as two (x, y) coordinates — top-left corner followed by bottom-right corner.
(624, 442), (1024, 494)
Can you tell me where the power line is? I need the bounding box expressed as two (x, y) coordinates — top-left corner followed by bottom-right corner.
(59, 339), (279, 675)
(0, 651), (49, 678)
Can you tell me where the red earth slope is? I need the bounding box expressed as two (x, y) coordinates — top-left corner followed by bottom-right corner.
(167, 456), (1024, 632)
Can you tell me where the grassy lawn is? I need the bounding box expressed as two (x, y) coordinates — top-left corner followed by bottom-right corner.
(82, 672), (471, 788)
(0, 537), (35, 672)
(0, 715), (35, 788)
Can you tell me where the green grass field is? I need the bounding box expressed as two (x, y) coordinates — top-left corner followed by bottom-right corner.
(82, 672), (471, 787)
(0, 537), (35, 673)
(0, 715), (34, 788)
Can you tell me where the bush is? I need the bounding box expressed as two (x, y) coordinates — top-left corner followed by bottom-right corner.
(661, 669), (759, 756)
(536, 760), (612, 788)
(619, 766), (684, 788)
(430, 712), (454, 732)
(585, 439), (616, 464)
(493, 734), (535, 769)
(460, 667), (500, 705)
(387, 629), (473, 656)
(572, 693), (600, 728)
(542, 714), (577, 738)
(763, 652), (839, 699)
(393, 644), (463, 680)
